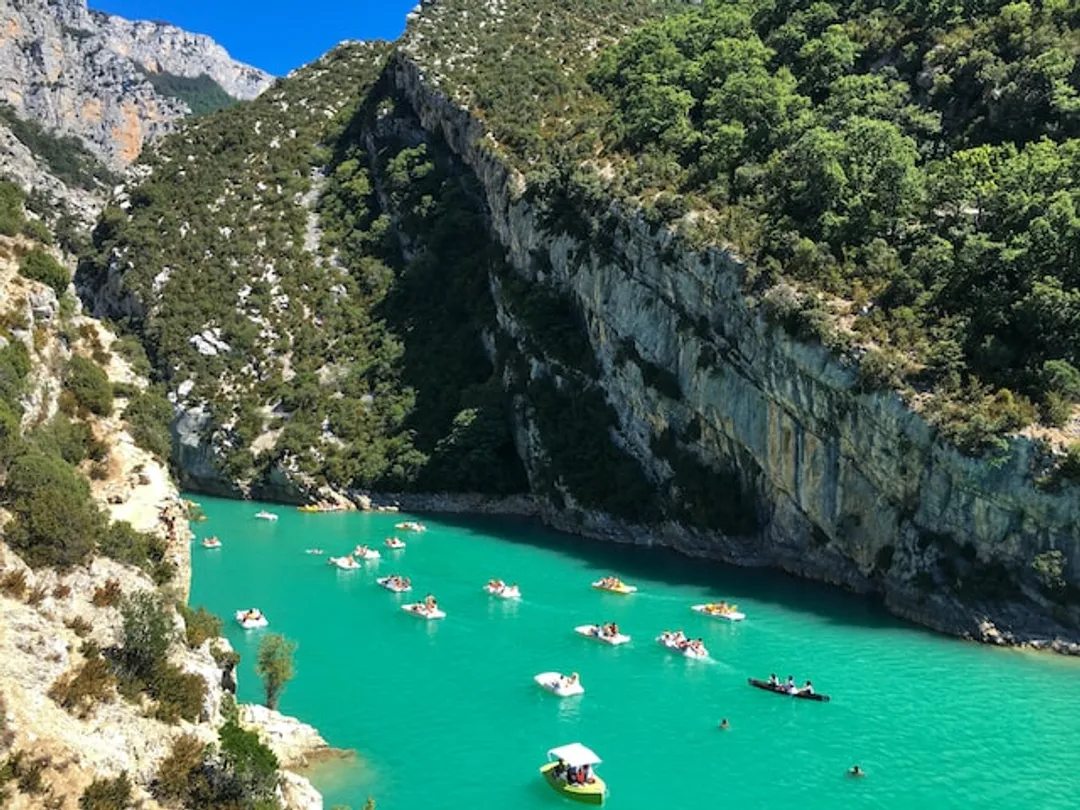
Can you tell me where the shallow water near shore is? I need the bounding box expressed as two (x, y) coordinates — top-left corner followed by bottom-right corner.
(189, 496), (1080, 809)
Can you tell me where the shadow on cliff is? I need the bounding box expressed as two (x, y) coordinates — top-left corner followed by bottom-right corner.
(423, 512), (915, 635)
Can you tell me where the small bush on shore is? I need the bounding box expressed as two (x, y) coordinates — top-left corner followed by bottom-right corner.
(26, 584), (46, 606)
(52, 582), (71, 599)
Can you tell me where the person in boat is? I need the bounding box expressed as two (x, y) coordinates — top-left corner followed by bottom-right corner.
(553, 759), (567, 780)
(785, 676), (796, 693)
(581, 764), (593, 784)
(848, 765), (865, 778)
(567, 672), (579, 685)
(798, 680), (814, 695)
(424, 594), (437, 610)
(403, 577), (411, 588)
(768, 673), (780, 686)
(719, 718), (730, 730)
(608, 622), (620, 636)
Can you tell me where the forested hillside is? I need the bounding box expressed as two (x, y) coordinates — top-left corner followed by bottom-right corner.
(407, 0), (1080, 459)
(79, 42), (525, 496)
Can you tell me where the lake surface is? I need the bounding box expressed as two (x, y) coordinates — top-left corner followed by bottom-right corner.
(188, 495), (1080, 809)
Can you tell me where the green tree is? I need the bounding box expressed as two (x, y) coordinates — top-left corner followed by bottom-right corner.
(2, 451), (106, 568)
(119, 591), (176, 683)
(255, 633), (296, 710)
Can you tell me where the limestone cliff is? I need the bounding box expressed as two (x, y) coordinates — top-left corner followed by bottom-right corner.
(0, 236), (326, 808)
(383, 53), (1080, 652)
(0, 0), (272, 168)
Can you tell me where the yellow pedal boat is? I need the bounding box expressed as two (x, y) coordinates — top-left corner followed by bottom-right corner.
(591, 578), (637, 595)
(541, 743), (606, 805)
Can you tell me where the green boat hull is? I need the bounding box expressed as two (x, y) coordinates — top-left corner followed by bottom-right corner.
(540, 762), (606, 805)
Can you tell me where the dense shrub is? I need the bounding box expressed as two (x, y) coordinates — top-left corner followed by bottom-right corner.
(0, 179), (25, 236)
(151, 663), (207, 724)
(118, 591), (175, 683)
(153, 724), (279, 808)
(3, 450), (107, 568)
(153, 734), (206, 803)
(25, 584), (45, 606)
(123, 387), (173, 459)
(141, 72), (236, 117)
(64, 356), (114, 417)
(92, 578), (123, 608)
(66, 616), (92, 638)
(1031, 550), (1067, 598)
(48, 652), (116, 718)
(79, 772), (132, 810)
(179, 604), (223, 649)
(17, 247), (68, 295)
(0, 569), (27, 599)
(98, 521), (160, 573)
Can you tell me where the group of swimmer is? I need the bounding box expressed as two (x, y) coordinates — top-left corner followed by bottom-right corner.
(658, 630), (707, 656)
(766, 673), (816, 696)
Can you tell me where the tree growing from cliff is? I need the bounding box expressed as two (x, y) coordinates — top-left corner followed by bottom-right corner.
(255, 633), (296, 710)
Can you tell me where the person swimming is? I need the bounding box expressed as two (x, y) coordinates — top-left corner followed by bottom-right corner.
(848, 765), (865, 778)
(719, 718), (730, 730)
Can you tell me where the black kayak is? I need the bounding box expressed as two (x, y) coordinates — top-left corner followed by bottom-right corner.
(748, 678), (831, 702)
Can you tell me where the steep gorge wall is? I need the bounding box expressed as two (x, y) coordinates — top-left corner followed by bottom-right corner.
(388, 54), (1080, 649)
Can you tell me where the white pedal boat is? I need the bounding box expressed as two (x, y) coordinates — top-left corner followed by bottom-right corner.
(395, 521), (427, 532)
(691, 604), (746, 621)
(484, 582), (521, 599)
(384, 537), (406, 550)
(235, 609), (268, 629)
(377, 576), (412, 593)
(201, 536), (222, 549)
(329, 555), (361, 570)
(656, 634), (709, 659)
(402, 603), (445, 620)
(535, 671), (584, 697)
(352, 545), (381, 561)
(574, 624), (631, 646)
(254, 510), (278, 521)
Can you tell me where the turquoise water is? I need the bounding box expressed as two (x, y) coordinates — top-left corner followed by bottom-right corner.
(189, 496), (1080, 809)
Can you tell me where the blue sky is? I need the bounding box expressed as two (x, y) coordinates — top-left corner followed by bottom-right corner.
(90, 1), (419, 76)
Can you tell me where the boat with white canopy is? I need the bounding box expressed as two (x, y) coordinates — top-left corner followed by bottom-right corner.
(540, 742), (606, 804)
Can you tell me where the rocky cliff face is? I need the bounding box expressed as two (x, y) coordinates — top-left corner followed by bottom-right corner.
(0, 0), (271, 168)
(0, 234), (325, 809)
(384, 53), (1080, 651)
